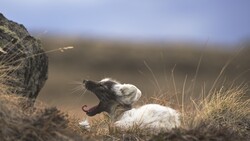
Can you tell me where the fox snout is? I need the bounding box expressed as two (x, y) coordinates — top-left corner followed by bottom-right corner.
(83, 80), (100, 90)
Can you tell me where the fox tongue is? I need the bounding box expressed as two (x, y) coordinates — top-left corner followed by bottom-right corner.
(82, 105), (88, 112)
(82, 105), (97, 113)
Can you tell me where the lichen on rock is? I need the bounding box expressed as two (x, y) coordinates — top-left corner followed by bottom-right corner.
(0, 13), (48, 101)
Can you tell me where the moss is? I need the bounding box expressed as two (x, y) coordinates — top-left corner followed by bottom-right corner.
(0, 41), (3, 48)
(0, 25), (19, 41)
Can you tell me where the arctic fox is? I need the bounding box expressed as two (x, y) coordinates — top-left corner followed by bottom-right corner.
(80, 78), (180, 132)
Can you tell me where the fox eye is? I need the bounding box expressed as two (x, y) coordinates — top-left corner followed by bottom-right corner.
(99, 83), (108, 89)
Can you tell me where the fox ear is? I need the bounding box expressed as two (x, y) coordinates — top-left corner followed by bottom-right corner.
(113, 84), (141, 105)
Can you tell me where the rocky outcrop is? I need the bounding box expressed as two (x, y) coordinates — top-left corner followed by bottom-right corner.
(0, 13), (48, 100)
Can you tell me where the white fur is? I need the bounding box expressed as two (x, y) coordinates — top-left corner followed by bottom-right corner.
(115, 104), (180, 131)
(112, 83), (142, 105)
(79, 119), (90, 131)
(111, 82), (180, 131)
(100, 78), (113, 82)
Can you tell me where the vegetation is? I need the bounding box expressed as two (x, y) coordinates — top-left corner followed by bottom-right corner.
(68, 83), (249, 141)
(0, 37), (250, 140)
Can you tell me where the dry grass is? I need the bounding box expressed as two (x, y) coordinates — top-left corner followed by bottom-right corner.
(0, 94), (89, 141)
(188, 85), (250, 134)
(1, 60), (249, 141)
(1, 66), (249, 141)
(66, 82), (250, 140)
(0, 37), (249, 140)
(0, 65), (88, 141)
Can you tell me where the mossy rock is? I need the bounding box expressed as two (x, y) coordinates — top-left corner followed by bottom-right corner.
(0, 13), (48, 101)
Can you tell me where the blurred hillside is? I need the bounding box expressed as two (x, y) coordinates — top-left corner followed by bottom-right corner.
(37, 36), (250, 118)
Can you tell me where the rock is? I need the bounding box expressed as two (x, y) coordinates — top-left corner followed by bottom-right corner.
(0, 13), (48, 101)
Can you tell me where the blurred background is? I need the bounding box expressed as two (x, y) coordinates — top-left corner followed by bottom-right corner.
(1, 0), (250, 118)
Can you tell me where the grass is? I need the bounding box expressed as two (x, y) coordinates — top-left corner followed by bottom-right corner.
(1, 82), (249, 140)
(0, 36), (249, 140)
(190, 86), (250, 132)
(0, 61), (86, 141)
(74, 85), (249, 141)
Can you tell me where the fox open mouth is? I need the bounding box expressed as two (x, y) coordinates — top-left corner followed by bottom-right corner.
(81, 89), (105, 116)
(81, 80), (107, 116)
(82, 103), (101, 116)
(82, 79), (120, 116)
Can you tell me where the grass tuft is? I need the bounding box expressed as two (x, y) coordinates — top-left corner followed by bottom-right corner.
(189, 85), (250, 135)
(0, 35), (249, 140)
